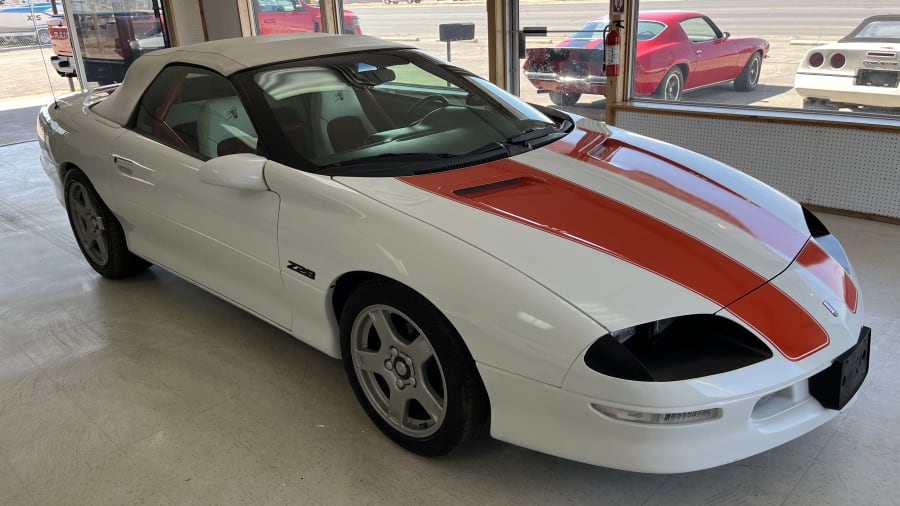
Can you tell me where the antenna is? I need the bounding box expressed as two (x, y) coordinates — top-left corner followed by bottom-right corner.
(31, 0), (61, 109)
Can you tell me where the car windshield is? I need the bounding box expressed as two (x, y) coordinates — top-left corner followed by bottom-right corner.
(570, 20), (665, 41)
(243, 49), (567, 176)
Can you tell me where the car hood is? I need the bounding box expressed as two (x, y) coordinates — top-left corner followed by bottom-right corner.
(335, 119), (812, 332)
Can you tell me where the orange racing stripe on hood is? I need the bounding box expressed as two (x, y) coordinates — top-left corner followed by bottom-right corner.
(399, 158), (829, 361)
(546, 128), (858, 314)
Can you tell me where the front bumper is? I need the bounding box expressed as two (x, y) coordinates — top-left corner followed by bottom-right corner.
(479, 325), (869, 473)
(795, 72), (900, 108)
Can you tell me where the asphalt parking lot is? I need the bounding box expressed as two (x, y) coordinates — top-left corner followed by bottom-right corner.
(0, 46), (78, 103)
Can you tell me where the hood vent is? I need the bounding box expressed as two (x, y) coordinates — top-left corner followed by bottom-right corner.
(453, 178), (523, 196)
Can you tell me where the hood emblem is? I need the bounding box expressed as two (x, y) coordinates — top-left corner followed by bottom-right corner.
(822, 300), (839, 317)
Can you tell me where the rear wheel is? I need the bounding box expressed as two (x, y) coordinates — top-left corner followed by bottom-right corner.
(734, 52), (762, 91)
(64, 169), (150, 279)
(341, 280), (488, 456)
(655, 67), (683, 101)
(803, 97), (837, 110)
(37, 28), (50, 46)
(548, 90), (581, 107)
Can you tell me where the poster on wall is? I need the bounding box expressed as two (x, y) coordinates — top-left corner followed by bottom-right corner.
(612, 0), (624, 14)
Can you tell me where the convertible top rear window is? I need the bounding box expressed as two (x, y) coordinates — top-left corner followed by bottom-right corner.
(851, 20), (900, 40)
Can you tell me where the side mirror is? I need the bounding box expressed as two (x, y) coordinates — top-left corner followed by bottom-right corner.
(723, 31), (730, 39)
(199, 153), (268, 191)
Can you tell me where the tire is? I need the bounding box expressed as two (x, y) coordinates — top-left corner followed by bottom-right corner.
(64, 170), (150, 279)
(342, 24), (356, 35)
(803, 97), (838, 111)
(37, 28), (50, 46)
(734, 52), (762, 92)
(655, 67), (683, 101)
(340, 279), (488, 457)
(548, 90), (581, 106)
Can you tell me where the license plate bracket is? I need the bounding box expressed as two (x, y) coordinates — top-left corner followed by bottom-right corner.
(809, 326), (871, 410)
(856, 70), (899, 88)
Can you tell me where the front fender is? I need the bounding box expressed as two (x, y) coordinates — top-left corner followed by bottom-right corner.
(265, 161), (607, 387)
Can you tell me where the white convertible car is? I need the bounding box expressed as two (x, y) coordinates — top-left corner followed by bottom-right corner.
(795, 15), (900, 112)
(38, 33), (870, 473)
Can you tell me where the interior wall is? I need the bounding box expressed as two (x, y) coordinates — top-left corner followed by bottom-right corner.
(169, 0), (206, 45)
(201, 0), (244, 41)
(616, 110), (900, 220)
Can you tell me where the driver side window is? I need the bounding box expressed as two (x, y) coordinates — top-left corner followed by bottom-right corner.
(134, 65), (258, 159)
(679, 17), (719, 43)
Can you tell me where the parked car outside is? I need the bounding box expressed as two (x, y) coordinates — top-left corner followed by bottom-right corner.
(38, 33), (868, 473)
(255, 0), (361, 35)
(523, 11), (769, 106)
(795, 15), (900, 113)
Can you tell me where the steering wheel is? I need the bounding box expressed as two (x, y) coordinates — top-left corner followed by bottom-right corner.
(405, 95), (450, 122)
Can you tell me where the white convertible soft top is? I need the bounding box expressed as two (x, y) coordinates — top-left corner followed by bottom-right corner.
(92, 33), (411, 126)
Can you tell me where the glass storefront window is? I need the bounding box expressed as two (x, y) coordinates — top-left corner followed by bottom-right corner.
(246, 0), (489, 83)
(65, 0), (169, 85)
(519, 2), (899, 121)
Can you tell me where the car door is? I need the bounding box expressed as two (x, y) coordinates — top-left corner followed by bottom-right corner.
(109, 64), (291, 328)
(677, 17), (736, 88)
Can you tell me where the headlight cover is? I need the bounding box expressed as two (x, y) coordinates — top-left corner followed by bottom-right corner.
(584, 315), (773, 382)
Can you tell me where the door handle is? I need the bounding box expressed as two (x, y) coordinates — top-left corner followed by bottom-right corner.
(696, 50), (703, 55)
(112, 154), (149, 176)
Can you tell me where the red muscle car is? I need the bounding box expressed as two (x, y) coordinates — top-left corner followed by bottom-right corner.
(523, 11), (769, 105)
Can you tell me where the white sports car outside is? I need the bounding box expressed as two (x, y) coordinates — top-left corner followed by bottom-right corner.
(795, 15), (900, 112)
(37, 33), (870, 473)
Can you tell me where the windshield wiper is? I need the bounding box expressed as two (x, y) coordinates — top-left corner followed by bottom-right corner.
(464, 142), (510, 157)
(318, 152), (454, 170)
(507, 119), (572, 147)
(317, 152), (462, 176)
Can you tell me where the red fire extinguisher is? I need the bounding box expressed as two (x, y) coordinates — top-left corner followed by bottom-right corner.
(604, 20), (624, 77)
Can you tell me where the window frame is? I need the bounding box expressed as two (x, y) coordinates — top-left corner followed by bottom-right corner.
(129, 64), (265, 161)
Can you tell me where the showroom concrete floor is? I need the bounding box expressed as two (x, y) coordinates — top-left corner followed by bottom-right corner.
(1, 137), (899, 505)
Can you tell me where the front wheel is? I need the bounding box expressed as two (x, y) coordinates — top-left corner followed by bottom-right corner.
(64, 170), (150, 279)
(655, 67), (683, 101)
(734, 52), (762, 91)
(548, 90), (581, 106)
(341, 280), (488, 456)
